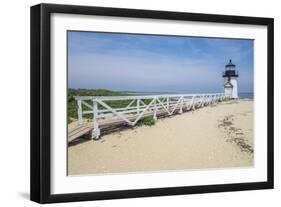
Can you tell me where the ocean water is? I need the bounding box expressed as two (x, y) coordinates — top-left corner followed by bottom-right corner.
(238, 92), (254, 99)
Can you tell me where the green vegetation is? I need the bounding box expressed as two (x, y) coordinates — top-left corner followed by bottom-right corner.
(68, 88), (159, 125)
(136, 117), (156, 126)
(68, 88), (130, 123)
(68, 88), (126, 98)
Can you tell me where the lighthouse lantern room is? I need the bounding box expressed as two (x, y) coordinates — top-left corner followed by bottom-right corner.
(222, 59), (239, 99)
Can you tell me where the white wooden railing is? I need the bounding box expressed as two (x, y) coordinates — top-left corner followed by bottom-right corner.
(75, 93), (226, 139)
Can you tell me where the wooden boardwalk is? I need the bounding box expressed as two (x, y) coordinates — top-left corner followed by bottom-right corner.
(68, 107), (180, 143)
(68, 93), (226, 143)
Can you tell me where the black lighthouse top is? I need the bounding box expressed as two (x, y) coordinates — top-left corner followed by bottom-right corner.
(222, 59), (238, 78)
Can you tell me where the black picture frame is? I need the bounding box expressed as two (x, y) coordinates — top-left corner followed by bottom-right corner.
(30, 3), (274, 204)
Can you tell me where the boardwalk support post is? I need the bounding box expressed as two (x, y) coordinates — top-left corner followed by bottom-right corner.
(179, 96), (183, 114)
(199, 96), (204, 108)
(91, 99), (100, 140)
(192, 96), (196, 110)
(153, 97), (157, 120)
(137, 98), (140, 115)
(77, 100), (83, 125)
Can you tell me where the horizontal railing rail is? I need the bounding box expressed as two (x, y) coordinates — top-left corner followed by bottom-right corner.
(74, 93), (226, 139)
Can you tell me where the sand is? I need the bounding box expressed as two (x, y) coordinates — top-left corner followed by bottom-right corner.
(68, 100), (254, 175)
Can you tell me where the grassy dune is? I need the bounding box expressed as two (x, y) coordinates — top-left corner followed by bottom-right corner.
(68, 88), (129, 123)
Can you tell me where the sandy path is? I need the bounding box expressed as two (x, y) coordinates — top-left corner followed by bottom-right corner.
(68, 100), (253, 175)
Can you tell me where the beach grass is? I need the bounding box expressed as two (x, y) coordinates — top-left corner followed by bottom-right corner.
(136, 117), (156, 126)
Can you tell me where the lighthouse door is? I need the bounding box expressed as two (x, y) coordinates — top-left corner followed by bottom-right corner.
(224, 81), (233, 98)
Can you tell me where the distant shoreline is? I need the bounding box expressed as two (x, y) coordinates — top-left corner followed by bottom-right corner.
(68, 88), (253, 98)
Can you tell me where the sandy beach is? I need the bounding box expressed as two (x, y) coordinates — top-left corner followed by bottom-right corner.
(68, 100), (254, 175)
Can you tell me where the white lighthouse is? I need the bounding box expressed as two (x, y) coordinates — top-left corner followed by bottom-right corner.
(223, 59), (239, 99)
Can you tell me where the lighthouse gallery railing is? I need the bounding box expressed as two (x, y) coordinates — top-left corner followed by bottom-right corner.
(75, 93), (226, 139)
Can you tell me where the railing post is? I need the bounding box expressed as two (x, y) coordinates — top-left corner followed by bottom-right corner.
(77, 99), (83, 125)
(200, 96), (204, 107)
(179, 96), (183, 113)
(192, 96), (195, 110)
(91, 99), (100, 140)
(202, 95), (206, 107)
(153, 97), (157, 120)
(137, 98), (140, 115)
(207, 95), (212, 105)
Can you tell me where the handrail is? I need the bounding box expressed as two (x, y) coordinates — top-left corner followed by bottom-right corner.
(74, 93), (224, 101)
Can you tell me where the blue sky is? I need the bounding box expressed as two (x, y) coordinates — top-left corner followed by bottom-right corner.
(68, 31), (253, 93)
